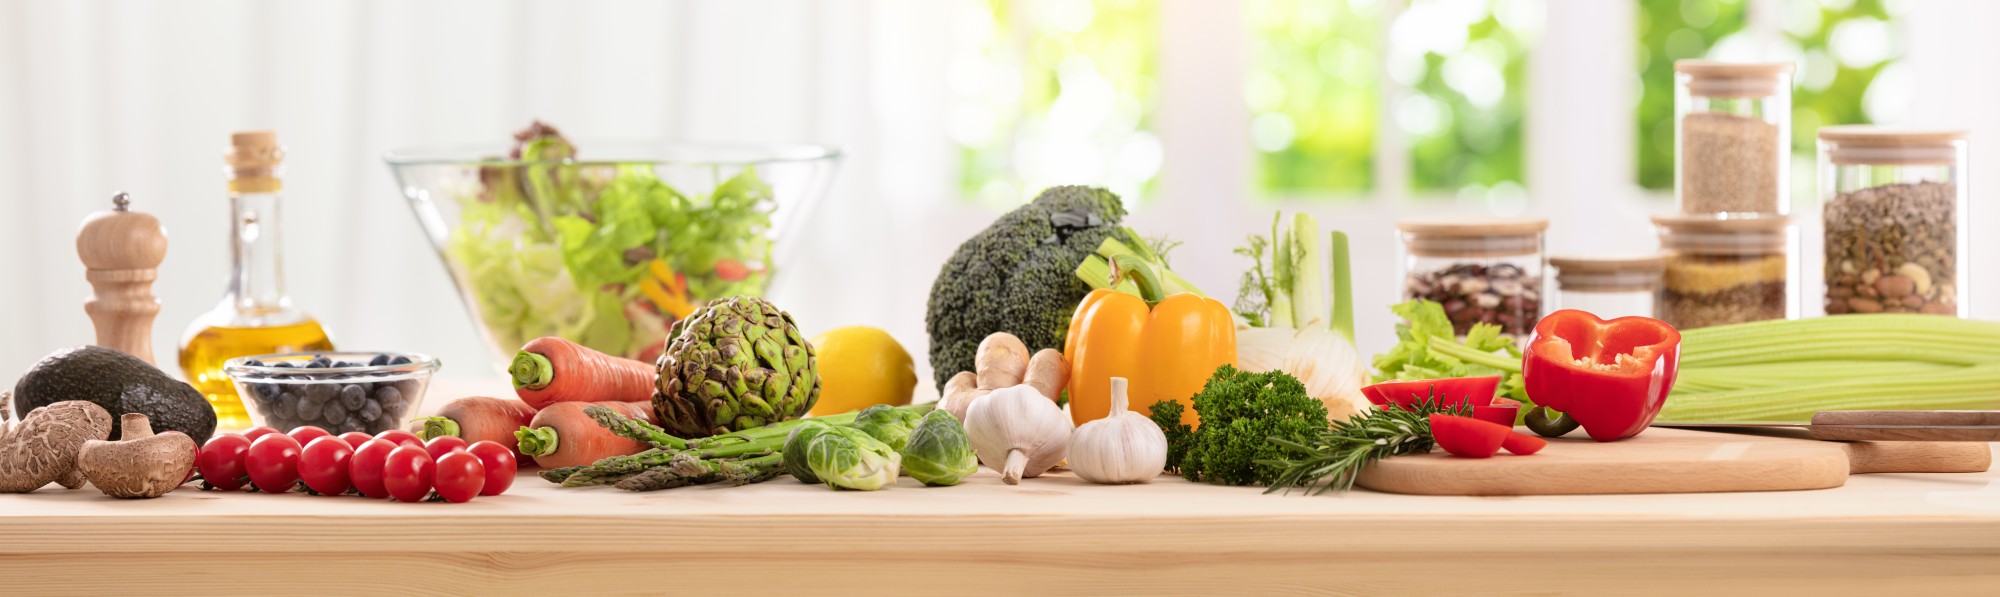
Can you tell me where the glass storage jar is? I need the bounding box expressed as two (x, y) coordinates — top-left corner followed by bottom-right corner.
(1816, 126), (1969, 317)
(1549, 255), (1663, 320)
(1675, 60), (1794, 216)
(1397, 218), (1548, 337)
(1653, 214), (1796, 329)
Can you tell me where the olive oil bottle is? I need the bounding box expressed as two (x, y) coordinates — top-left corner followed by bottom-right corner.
(179, 131), (334, 430)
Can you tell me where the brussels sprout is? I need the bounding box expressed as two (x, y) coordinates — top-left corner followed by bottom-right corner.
(802, 425), (901, 491)
(852, 404), (923, 451)
(782, 420), (838, 484)
(901, 410), (979, 487)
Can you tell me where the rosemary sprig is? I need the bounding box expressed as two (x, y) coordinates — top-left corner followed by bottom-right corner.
(1258, 399), (1470, 495)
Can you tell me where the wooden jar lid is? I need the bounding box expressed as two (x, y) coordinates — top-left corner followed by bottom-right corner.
(1551, 254), (1664, 292)
(1675, 60), (1793, 98)
(1819, 125), (1969, 166)
(1397, 217), (1548, 258)
(1652, 214), (1789, 254)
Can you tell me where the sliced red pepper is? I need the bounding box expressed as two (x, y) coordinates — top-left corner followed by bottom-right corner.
(1429, 414), (1509, 458)
(1501, 432), (1548, 455)
(1363, 376), (1501, 410)
(1521, 310), (1681, 442)
(1473, 397), (1521, 429)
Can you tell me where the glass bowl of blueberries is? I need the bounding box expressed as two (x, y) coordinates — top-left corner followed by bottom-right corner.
(223, 352), (440, 434)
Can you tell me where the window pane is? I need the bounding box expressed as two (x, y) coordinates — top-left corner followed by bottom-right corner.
(1392, 0), (1536, 193)
(1634, 0), (1750, 191)
(1247, 0), (1382, 194)
(1787, 0), (1901, 200)
(951, 0), (1161, 204)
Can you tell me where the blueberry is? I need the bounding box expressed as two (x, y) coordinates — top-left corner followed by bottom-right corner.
(388, 355), (411, 366)
(298, 397), (326, 422)
(308, 356), (332, 368)
(243, 359), (265, 367)
(333, 361), (360, 369)
(368, 354), (392, 367)
(359, 400), (383, 423)
(270, 398), (297, 421)
(341, 414), (364, 432)
(338, 385), (367, 411)
(271, 362), (294, 369)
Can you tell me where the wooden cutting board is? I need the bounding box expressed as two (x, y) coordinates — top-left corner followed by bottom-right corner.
(1356, 427), (1993, 496)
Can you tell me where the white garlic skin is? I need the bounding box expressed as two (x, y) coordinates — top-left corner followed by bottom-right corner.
(1067, 377), (1167, 484)
(964, 384), (1074, 485)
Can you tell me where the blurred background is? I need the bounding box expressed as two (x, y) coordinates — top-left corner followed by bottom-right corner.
(2, 0), (1996, 390)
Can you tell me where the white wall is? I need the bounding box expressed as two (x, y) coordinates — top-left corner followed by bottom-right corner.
(2, 0), (1997, 392)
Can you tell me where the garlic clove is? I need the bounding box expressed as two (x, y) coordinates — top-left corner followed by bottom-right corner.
(1068, 377), (1168, 484)
(964, 384), (1073, 484)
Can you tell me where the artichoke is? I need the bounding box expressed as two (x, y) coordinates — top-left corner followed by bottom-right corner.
(901, 410), (979, 486)
(852, 404), (923, 451)
(655, 296), (820, 438)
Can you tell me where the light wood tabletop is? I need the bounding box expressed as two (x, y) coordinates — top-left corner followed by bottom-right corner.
(3, 378), (1998, 595)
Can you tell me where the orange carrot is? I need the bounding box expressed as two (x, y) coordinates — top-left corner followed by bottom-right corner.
(514, 401), (655, 469)
(511, 337), (657, 410)
(411, 396), (538, 456)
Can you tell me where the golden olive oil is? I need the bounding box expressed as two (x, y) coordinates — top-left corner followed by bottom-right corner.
(178, 320), (334, 430)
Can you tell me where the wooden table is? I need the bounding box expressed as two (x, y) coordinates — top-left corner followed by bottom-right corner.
(5, 380), (2000, 595)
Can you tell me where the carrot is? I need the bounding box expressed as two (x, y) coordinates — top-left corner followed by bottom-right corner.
(514, 401), (655, 468)
(411, 396), (538, 456)
(511, 337), (657, 410)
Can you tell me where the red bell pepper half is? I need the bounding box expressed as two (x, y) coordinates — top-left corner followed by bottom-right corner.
(1363, 377), (1517, 427)
(1521, 310), (1681, 442)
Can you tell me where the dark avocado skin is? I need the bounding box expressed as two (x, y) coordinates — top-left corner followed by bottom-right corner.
(13, 345), (217, 444)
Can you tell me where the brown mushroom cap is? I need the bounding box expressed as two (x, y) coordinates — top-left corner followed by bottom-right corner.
(0, 400), (114, 493)
(78, 413), (196, 499)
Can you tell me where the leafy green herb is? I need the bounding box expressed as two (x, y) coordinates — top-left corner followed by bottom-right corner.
(1372, 299), (1528, 402)
(1148, 365), (1328, 486)
(1260, 400), (1467, 495)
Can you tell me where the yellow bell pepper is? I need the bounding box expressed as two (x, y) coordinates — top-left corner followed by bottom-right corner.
(1064, 257), (1236, 428)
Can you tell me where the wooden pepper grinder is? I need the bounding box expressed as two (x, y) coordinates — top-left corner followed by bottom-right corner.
(77, 192), (169, 364)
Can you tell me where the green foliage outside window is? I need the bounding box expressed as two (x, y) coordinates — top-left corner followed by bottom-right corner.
(1247, 0), (1380, 194)
(1397, 0), (1532, 192)
(1635, 0), (1749, 190)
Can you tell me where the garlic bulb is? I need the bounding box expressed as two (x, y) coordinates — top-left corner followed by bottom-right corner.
(1066, 378), (1165, 484)
(964, 384), (1073, 485)
(1236, 326), (1369, 422)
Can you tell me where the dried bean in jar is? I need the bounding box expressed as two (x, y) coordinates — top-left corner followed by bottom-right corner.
(1404, 263), (1541, 336)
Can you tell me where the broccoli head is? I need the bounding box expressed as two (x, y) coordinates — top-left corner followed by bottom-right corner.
(925, 186), (1128, 389)
(1166, 365), (1330, 486)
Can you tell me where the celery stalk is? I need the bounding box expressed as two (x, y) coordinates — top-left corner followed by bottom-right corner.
(1330, 230), (1353, 343)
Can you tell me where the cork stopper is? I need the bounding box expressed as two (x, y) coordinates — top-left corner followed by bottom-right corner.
(226, 130), (285, 193)
(76, 192), (169, 270)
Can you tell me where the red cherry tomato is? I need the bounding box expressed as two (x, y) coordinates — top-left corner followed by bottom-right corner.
(349, 439), (401, 499)
(245, 434), (303, 493)
(424, 435), (469, 460)
(183, 440), (201, 483)
(299, 436), (356, 496)
(383, 445), (436, 503)
(338, 431), (373, 450)
(197, 433), (253, 491)
(288, 426), (333, 447)
(375, 429), (424, 448)
(466, 441), (517, 496)
(433, 451), (485, 503)
(243, 426), (280, 442)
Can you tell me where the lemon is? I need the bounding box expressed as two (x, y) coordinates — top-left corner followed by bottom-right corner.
(809, 326), (917, 416)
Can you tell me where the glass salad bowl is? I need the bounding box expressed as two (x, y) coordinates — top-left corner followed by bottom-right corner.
(386, 125), (838, 367)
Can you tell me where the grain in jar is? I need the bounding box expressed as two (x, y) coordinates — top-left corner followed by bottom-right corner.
(1816, 126), (1969, 317)
(1653, 215), (1795, 329)
(1674, 60), (1793, 216)
(1550, 255), (1664, 320)
(1397, 218), (1547, 337)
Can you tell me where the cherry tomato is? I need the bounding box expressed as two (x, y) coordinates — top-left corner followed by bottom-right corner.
(424, 435), (469, 460)
(197, 433), (253, 491)
(349, 439), (400, 499)
(183, 440), (201, 483)
(383, 445), (436, 503)
(288, 426), (333, 447)
(466, 441), (517, 496)
(433, 451), (485, 503)
(243, 426), (280, 442)
(245, 433), (303, 493)
(299, 436), (356, 496)
(338, 431), (373, 450)
(375, 429), (424, 448)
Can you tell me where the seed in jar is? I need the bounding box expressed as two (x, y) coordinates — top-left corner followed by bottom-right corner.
(1681, 112), (1781, 214)
(1823, 181), (1957, 316)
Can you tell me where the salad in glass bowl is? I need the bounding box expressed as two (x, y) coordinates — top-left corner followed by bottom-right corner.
(387, 122), (838, 365)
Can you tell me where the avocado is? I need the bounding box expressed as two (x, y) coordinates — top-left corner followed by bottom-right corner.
(13, 346), (216, 444)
